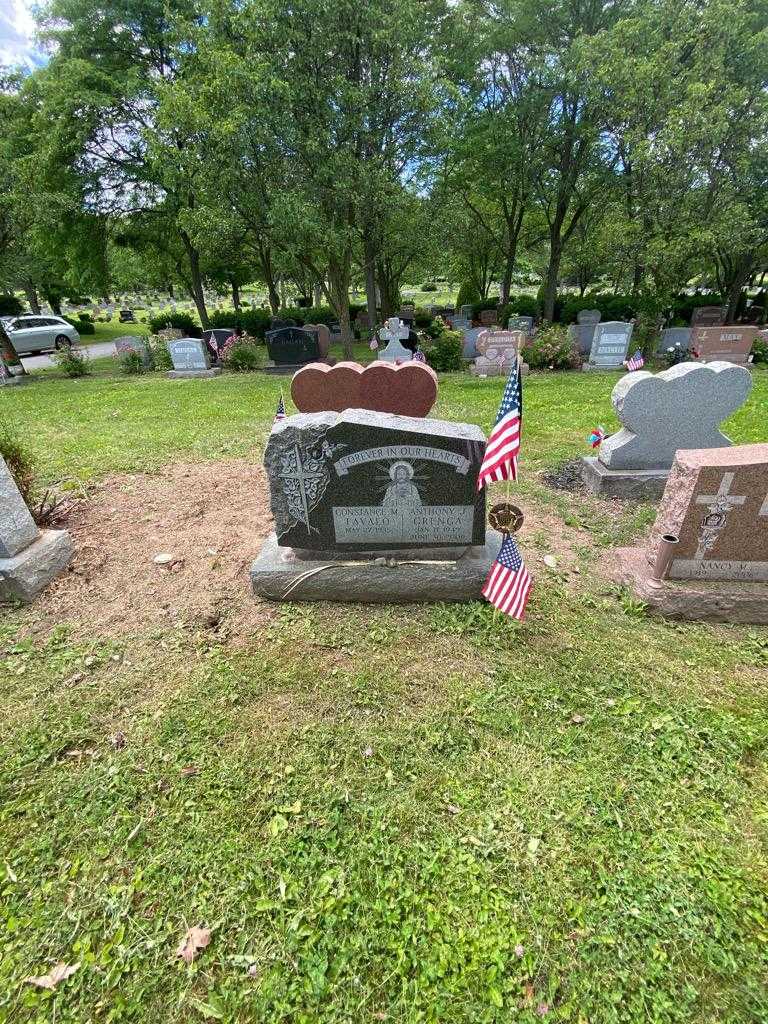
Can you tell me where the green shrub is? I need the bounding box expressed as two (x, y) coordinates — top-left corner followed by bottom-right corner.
(0, 426), (34, 504)
(78, 312), (93, 323)
(119, 350), (147, 375)
(208, 308), (271, 339)
(521, 323), (579, 370)
(52, 346), (91, 377)
(455, 281), (481, 308)
(63, 315), (95, 335)
(499, 295), (538, 327)
(413, 307), (435, 328)
(424, 327), (463, 371)
(222, 338), (266, 372)
(279, 306), (336, 328)
(751, 335), (768, 364)
(149, 311), (198, 335)
(0, 294), (23, 317)
(671, 293), (725, 325)
(148, 336), (173, 371)
(421, 282), (438, 292)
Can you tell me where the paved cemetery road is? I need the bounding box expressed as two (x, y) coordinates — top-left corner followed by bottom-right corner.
(20, 341), (117, 371)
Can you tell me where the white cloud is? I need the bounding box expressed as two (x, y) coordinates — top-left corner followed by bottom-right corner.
(0, 0), (46, 71)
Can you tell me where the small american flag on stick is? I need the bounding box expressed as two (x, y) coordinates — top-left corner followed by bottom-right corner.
(625, 349), (645, 372)
(476, 358), (522, 489)
(274, 392), (286, 423)
(482, 534), (532, 621)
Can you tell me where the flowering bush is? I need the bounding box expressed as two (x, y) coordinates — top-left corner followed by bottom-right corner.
(521, 323), (579, 370)
(220, 332), (265, 372)
(422, 324), (463, 371)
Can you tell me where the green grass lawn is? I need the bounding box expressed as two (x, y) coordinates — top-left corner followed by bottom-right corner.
(1, 367), (767, 1023)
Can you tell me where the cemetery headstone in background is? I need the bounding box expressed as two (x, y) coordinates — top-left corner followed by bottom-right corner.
(0, 455), (73, 602)
(583, 321), (634, 370)
(461, 326), (484, 360)
(265, 327), (323, 372)
(203, 328), (235, 362)
(691, 325), (757, 364)
(577, 309), (601, 326)
(472, 330), (527, 376)
(0, 327), (28, 384)
(658, 327), (692, 354)
(114, 336), (151, 366)
(479, 308), (499, 327)
(581, 361), (752, 499)
(460, 304), (474, 321)
(690, 305), (725, 327)
(291, 360), (438, 416)
(302, 323), (332, 359)
(568, 323), (597, 356)
(378, 318), (413, 363)
(252, 409), (501, 602)
(612, 443), (768, 623)
(168, 338), (221, 379)
(507, 316), (534, 335)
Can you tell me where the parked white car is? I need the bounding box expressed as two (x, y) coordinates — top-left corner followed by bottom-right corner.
(2, 314), (80, 354)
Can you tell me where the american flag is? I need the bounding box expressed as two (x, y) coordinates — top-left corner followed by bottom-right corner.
(477, 358), (522, 490)
(274, 392), (286, 423)
(625, 349), (644, 371)
(482, 534), (532, 621)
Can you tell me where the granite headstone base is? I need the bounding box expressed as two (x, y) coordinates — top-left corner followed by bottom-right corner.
(0, 529), (73, 603)
(251, 529), (504, 603)
(581, 457), (669, 499)
(611, 546), (768, 624)
(167, 368), (222, 379)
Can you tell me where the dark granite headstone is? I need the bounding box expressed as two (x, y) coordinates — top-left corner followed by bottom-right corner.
(507, 315), (534, 335)
(264, 410), (486, 552)
(203, 328), (234, 360)
(658, 327), (692, 354)
(270, 317), (296, 330)
(568, 323), (596, 356)
(266, 327), (320, 366)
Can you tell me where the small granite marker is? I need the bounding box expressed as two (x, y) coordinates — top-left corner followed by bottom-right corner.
(0, 456), (73, 602)
(114, 335), (151, 366)
(581, 361), (752, 499)
(577, 309), (601, 326)
(612, 443), (768, 623)
(251, 409), (502, 602)
(690, 305), (724, 327)
(167, 337), (221, 379)
(583, 321), (634, 371)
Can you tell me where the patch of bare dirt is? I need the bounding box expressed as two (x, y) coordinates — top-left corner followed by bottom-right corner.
(37, 460), (274, 637)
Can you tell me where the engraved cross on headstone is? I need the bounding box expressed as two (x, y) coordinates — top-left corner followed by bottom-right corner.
(278, 444), (326, 529)
(694, 471), (747, 560)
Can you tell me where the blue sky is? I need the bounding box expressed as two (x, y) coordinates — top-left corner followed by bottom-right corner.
(0, 0), (46, 70)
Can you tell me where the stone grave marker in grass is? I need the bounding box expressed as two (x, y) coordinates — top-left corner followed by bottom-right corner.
(167, 338), (221, 379)
(613, 442), (768, 622)
(583, 321), (634, 371)
(0, 456), (73, 602)
(581, 361), (752, 499)
(252, 409), (501, 603)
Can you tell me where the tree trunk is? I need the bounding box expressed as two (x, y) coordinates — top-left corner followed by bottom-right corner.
(542, 243), (562, 322)
(43, 292), (62, 315)
(363, 230), (378, 334)
(179, 229), (210, 329)
(724, 254), (755, 323)
(168, 282), (174, 298)
(231, 277), (241, 311)
(327, 256), (353, 360)
(23, 279), (40, 315)
(500, 255), (514, 306)
(377, 260), (399, 319)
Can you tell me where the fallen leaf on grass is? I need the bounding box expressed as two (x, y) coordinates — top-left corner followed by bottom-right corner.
(180, 765), (199, 777)
(176, 925), (211, 965)
(570, 714), (585, 724)
(110, 731), (126, 749)
(543, 555), (558, 569)
(25, 962), (80, 989)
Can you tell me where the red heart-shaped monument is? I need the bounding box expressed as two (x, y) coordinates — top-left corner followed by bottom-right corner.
(291, 361), (438, 417)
